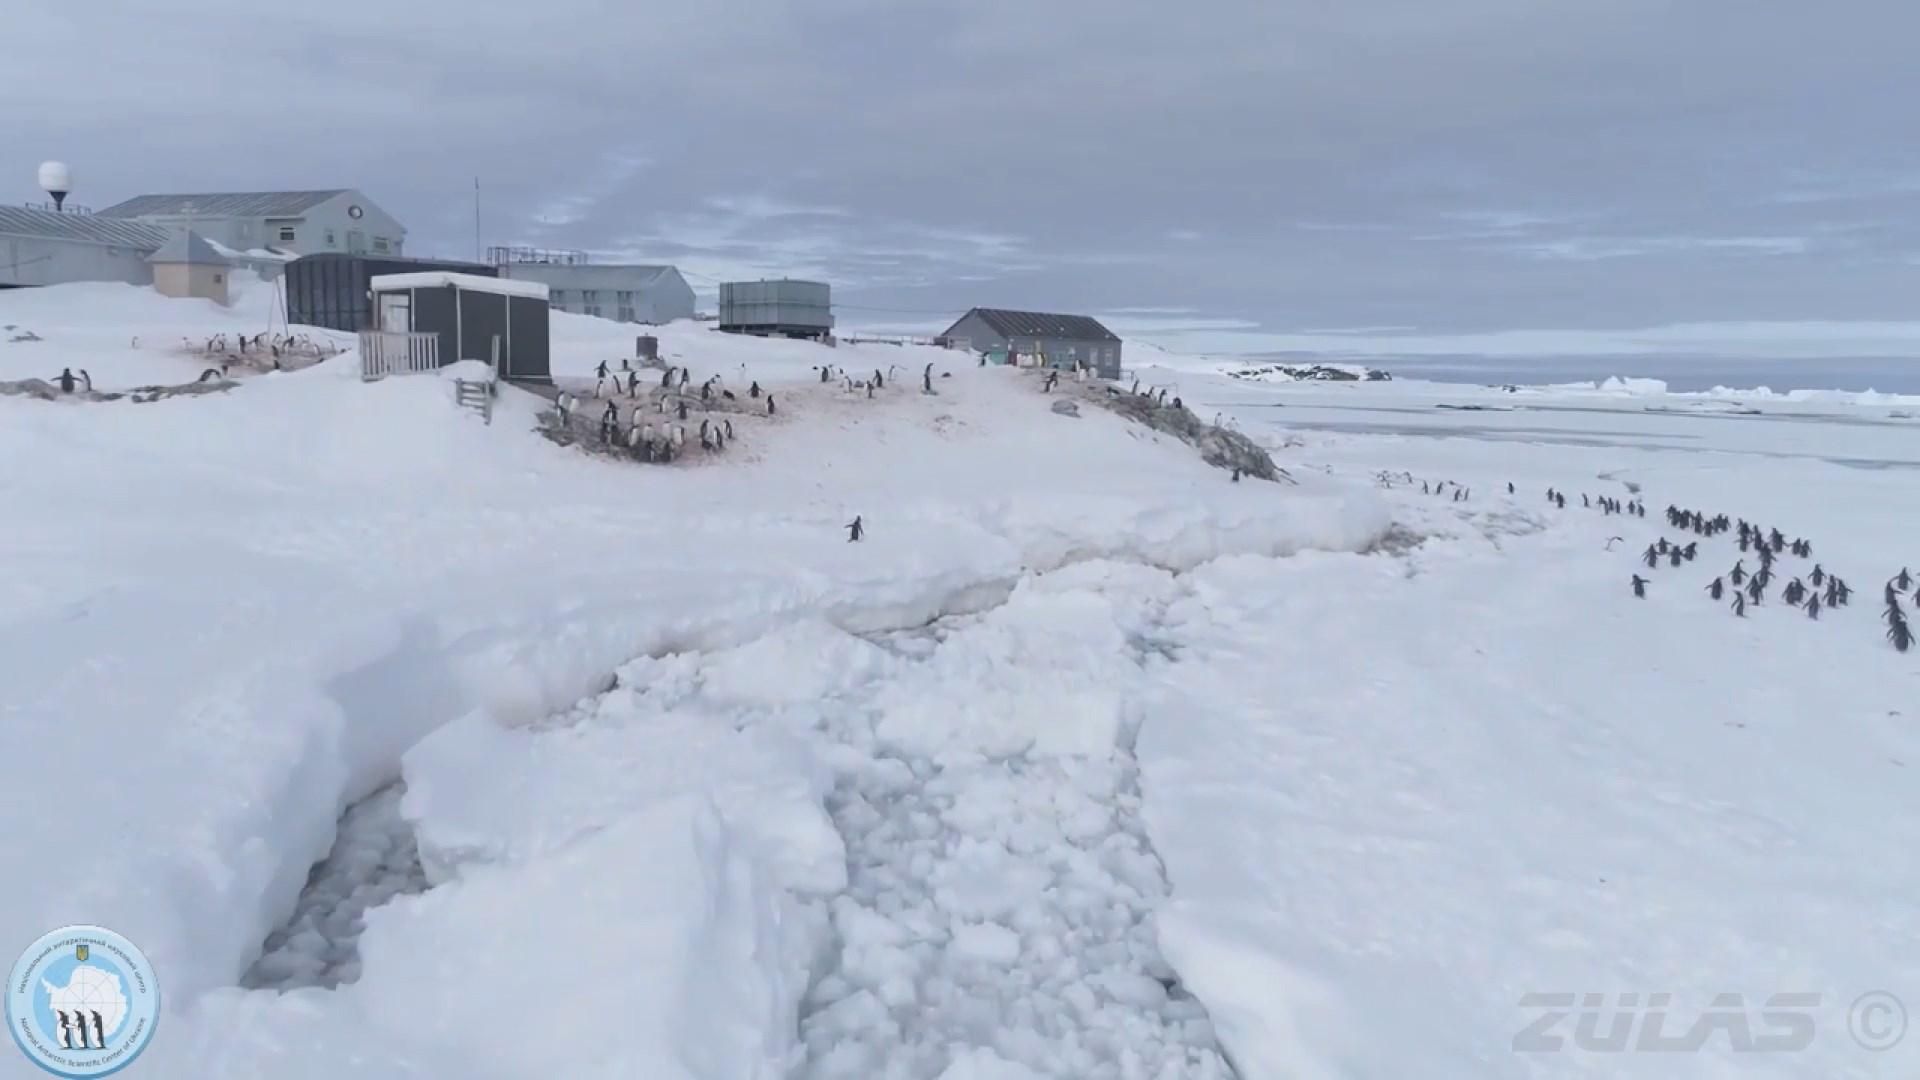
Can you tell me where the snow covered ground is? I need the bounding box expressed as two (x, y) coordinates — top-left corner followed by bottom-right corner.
(3, 279), (1917, 1079)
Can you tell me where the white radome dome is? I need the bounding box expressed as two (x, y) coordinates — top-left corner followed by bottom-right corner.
(38, 160), (73, 195)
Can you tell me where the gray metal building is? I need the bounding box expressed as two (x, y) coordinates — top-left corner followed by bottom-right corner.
(97, 189), (406, 257)
(369, 271), (551, 381)
(496, 260), (695, 324)
(718, 279), (833, 339)
(285, 253), (498, 331)
(942, 307), (1124, 379)
(0, 206), (168, 288)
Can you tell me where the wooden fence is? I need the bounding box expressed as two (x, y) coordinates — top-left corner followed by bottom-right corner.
(357, 331), (440, 381)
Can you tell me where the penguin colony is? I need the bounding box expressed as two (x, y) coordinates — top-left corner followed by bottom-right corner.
(550, 359), (925, 466)
(1527, 484), (1908, 652)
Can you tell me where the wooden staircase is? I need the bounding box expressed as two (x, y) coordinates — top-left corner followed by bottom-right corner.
(454, 378), (493, 424)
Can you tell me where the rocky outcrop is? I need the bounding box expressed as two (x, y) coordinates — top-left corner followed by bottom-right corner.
(0, 378), (238, 404)
(1227, 363), (1392, 383)
(1095, 389), (1290, 482)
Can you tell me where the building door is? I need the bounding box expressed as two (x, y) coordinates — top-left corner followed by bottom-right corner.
(378, 293), (411, 333)
(348, 229), (366, 254)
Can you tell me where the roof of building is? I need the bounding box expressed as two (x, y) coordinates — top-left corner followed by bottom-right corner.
(0, 205), (171, 249)
(97, 190), (351, 219)
(370, 271), (549, 299)
(951, 307), (1121, 343)
(147, 230), (231, 266)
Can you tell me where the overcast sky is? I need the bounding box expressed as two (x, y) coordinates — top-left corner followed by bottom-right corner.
(11, 0), (1920, 354)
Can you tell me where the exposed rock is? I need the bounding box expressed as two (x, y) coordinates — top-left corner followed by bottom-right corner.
(0, 378), (238, 404)
(1228, 363), (1391, 383)
(1050, 399), (1081, 418)
(1096, 389), (1291, 482)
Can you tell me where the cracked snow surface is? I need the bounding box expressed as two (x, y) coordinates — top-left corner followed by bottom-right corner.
(388, 557), (1247, 1078)
(790, 568), (1235, 1078)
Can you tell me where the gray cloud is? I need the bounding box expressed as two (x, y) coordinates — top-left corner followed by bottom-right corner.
(11, 0), (1920, 351)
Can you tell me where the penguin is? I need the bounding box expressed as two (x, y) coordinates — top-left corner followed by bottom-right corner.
(724, 419), (733, 440)
(1890, 612), (1914, 653)
(54, 1010), (72, 1049)
(847, 515), (864, 542)
(1899, 568), (1914, 592)
(1747, 577), (1765, 605)
(1669, 549), (1682, 568)
(1643, 545), (1660, 569)
(1423, 481), (1430, 495)
(1231, 468), (1242, 482)
(1809, 565), (1825, 588)
(1656, 538), (1669, 555)
(1805, 593), (1822, 620)
(1732, 592), (1747, 617)
(595, 360), (609, 380)
(750, 381), (762, 398)
(1556, 493), (1567, 509)
(89, 1011), (104, 1050)
(1631, 574), (1648, 598)
(767, 394), (777, 416)
(1707, 577), (1725, 601)
(1507, 482), (1515, 495)
(678, 400), (690, 421)
(1682, 542), (1698, 562)
(1582, 494), (1590, 508)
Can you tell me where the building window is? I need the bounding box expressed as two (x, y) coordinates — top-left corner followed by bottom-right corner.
(582, 290), (601, 304)
(617, 290), (633, 303)
(372, 237), (389, 253)
(213, 273), (224, 284)
(618, 306), (636, 322)
(278, 226), (296, 243)
(550, 289), (568, 305)
(586, 305), (603, 318)
(550, 299), (566, 310)
(324, 228), (336, 247)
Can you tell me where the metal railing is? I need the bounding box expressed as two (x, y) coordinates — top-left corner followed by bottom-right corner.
(357, 331), (440, 381)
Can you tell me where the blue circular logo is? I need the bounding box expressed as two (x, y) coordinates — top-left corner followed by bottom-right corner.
(6, 926), (160, 1078)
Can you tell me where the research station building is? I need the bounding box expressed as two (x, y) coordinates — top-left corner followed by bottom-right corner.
(97, 189), (406, 257)
(942, 307), (1124, 379)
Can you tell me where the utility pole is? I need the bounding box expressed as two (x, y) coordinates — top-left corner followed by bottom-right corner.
(473, 177), (482, 263)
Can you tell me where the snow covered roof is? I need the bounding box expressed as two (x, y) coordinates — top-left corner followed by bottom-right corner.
(0, 205), (170, 249)
(953, 308), (1121, 343)
(203, 238), (296, 262)
(370, 271), (549, 299)
(98, 190), (350, 218)
(147, 230), (230, 266)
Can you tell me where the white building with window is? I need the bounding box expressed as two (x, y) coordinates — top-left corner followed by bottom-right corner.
(95, 189), (405, 258)
(496, 263), (696, 324)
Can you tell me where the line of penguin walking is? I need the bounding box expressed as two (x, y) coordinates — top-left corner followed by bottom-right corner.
(1552, 487), (1918, 653)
